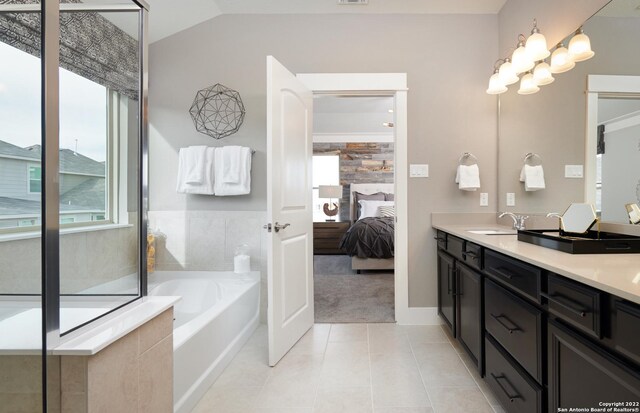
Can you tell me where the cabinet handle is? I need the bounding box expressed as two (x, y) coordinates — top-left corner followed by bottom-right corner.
(447, 267), (452, 295)
(461, 250), (478, 260)
(490, 373), (523, 403)
(433, 236), (446, 242)
(490, 313), (521, 334)
(540, 292), (588, 318)
(491, 266), (518, 280)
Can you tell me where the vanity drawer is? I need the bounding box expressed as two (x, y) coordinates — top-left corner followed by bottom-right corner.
(544, 274), (602, 339)
(612, 299), (640, 365)
(462, 241), (482, 271)
(485, 335), (543, 413)
(485, 278), (543, 383)
(446, 235), (465, 261)
(484, 249), (541, 304)
(435, 230), (447, 250)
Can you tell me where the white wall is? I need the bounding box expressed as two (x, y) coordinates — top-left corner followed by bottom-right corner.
(149, 13), (499, 308)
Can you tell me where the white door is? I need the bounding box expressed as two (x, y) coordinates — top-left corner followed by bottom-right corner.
(266, 56), (314, 366)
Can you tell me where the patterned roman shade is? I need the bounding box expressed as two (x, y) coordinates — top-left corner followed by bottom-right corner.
(0, 0), (139, 100)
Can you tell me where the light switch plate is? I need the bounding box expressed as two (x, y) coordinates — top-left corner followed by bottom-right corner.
(409, 164), (429, 178)
(506, 192), (515, 207)
(480, 193), (489, 207)
(565, 165), (584, 178)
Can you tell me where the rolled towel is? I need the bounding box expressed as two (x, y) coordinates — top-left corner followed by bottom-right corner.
(458, 164), (480, 191)
(523, 164), (545, 191)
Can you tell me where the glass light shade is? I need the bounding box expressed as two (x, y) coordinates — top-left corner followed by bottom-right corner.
(568, 31), (595, 62)
(549, 45), (575, 74)
(525, 32), (550, 61)
(486, 72), (507, 95)
(533, 61), (554, 86)
(498, 59), (519, 85)
(511, 44), (535, 74)
(518, 72), (539, 95)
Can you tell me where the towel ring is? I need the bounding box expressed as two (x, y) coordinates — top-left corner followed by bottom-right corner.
(458, 152), (478, 165)
(524, 152), (542, 166)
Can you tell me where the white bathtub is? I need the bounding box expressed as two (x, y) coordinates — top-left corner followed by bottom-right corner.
(148, 270), (260, 413)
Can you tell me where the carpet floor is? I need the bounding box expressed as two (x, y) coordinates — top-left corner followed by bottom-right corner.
(314, 255), (395, 323)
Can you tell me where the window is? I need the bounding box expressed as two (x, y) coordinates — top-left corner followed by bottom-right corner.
(28, 165), (41, 193)
(312, 155), (340, 220)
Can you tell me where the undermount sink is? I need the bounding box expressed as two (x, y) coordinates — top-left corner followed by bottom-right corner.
(467, 229), (517, 235)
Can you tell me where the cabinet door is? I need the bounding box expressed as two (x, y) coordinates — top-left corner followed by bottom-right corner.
(548, 320), (640, 411)
(457, 262), (483, 371)
(437, 250), (456, 336)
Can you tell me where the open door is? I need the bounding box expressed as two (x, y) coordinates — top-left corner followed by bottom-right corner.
(265, 56), (314, 366)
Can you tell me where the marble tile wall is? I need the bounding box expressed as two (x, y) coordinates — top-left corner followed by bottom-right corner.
(148, 210), (268, 321)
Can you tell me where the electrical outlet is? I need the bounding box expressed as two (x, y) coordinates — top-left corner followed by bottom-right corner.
(409, 164), (429, 178)
(565, 165), (584, 178)
(480, 193), (489, 207)
(506, 192), (516, 207)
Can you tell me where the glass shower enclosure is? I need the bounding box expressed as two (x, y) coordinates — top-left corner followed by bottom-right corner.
(0, 1), (148, 411)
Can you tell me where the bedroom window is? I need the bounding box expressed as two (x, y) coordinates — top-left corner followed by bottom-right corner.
(312, 155), (340, 219)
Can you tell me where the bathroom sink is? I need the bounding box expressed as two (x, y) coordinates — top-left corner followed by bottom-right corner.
(467, 229), (517, 235)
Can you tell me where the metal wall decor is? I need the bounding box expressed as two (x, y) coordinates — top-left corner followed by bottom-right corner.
(189, 83), (246, 139)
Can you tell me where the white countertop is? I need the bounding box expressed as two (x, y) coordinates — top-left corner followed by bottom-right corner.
(433, 224), (640, 305)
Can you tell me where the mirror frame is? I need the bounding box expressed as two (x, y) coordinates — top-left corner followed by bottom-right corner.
(585, 75), (640, 214)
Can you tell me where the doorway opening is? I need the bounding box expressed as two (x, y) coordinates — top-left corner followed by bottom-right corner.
(311, 94), (396, 323)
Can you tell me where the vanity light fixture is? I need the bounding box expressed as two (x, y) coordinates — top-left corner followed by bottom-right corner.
(518, 71), (540, 95)
(568, 26), (595, 62)
(498, 58), (519, 85)
(486, 66), (508, 95)
(512, 34), (535, 74)
(533, 60), (555, 86)
(525, 19), (550, 62)
(549, 42), (575, 74)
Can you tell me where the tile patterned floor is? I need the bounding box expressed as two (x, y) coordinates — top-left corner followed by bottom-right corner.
(192, 323), (504, 413)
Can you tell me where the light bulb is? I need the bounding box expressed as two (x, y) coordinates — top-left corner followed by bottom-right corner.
(533, 61), (554, 86)
(568, 27), (595, 62)
(486, 70), (507, 95)
(498, 58), (519, 86)
(525, 20), (550, 62)
(518, 72), (539, 95)
(512, 35), (535, 74)
(549, 43), (575, 74)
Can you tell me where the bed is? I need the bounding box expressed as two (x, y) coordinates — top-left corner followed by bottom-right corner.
(339, 183), (395, 272)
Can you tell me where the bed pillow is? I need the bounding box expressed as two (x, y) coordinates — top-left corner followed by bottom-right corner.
(358, 200), (394, 220)
(384, 193), (394, 201)
(354, 192), (386, 218)
(378, 205), (395, 217)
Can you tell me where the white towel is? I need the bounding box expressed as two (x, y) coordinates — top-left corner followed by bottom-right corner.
(214, 147), (252, 196)
(458, 164), (480, 191)
(221, 146), (243, 184)
(521, 164), (545, 191)
(183, 146), (207, 184)
(176, 147), (215, 194)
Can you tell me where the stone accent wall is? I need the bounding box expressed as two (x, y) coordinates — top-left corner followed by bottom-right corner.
(313, 142), (394, 221)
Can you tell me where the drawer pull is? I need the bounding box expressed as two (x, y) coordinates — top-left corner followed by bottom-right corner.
(490, 313), (521, 334)
(434, 236), (446, 242)
(461, 250), (479, 260)
(491, 373), (523, 403)
(492, 267), (518, 280)
(541, 292), (588, 318)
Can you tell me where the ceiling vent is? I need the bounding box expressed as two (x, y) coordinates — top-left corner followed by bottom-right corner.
(337, 0), (368, 5)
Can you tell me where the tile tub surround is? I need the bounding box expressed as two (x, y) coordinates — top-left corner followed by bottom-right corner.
(192, 323), (503, 413)
(432, 223), (640, 305)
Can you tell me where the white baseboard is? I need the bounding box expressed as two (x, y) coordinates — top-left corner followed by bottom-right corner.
(395, 307), (443, 325)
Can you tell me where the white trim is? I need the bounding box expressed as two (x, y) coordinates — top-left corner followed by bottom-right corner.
(298, 73), (417, 325)
(585, 75), (640, 206)
(313, 133), (394, 143)
(602, 112), (640, 134)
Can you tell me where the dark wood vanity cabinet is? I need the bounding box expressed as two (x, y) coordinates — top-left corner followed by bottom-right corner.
(435, 229), (640, 413)
(437, 235), (484, 371)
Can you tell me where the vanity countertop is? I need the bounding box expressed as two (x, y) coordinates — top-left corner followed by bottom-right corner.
(433, 224), (640, 305)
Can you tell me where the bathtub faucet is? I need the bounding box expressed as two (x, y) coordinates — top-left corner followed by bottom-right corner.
(499, 212), (529, 231)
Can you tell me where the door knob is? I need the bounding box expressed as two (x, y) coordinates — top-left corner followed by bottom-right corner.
(274, 222), (290, 232)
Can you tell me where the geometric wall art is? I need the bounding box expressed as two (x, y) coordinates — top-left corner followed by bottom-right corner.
(189, 83), (245, 139)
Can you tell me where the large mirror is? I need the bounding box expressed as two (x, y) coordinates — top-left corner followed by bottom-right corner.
(498, 0), (640, 225)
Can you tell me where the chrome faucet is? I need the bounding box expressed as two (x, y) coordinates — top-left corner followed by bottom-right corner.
(499, 212), (529, 230)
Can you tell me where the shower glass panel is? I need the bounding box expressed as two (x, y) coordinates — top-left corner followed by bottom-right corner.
(58, 8), (141, 334)
(0, 5), (44, 412)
